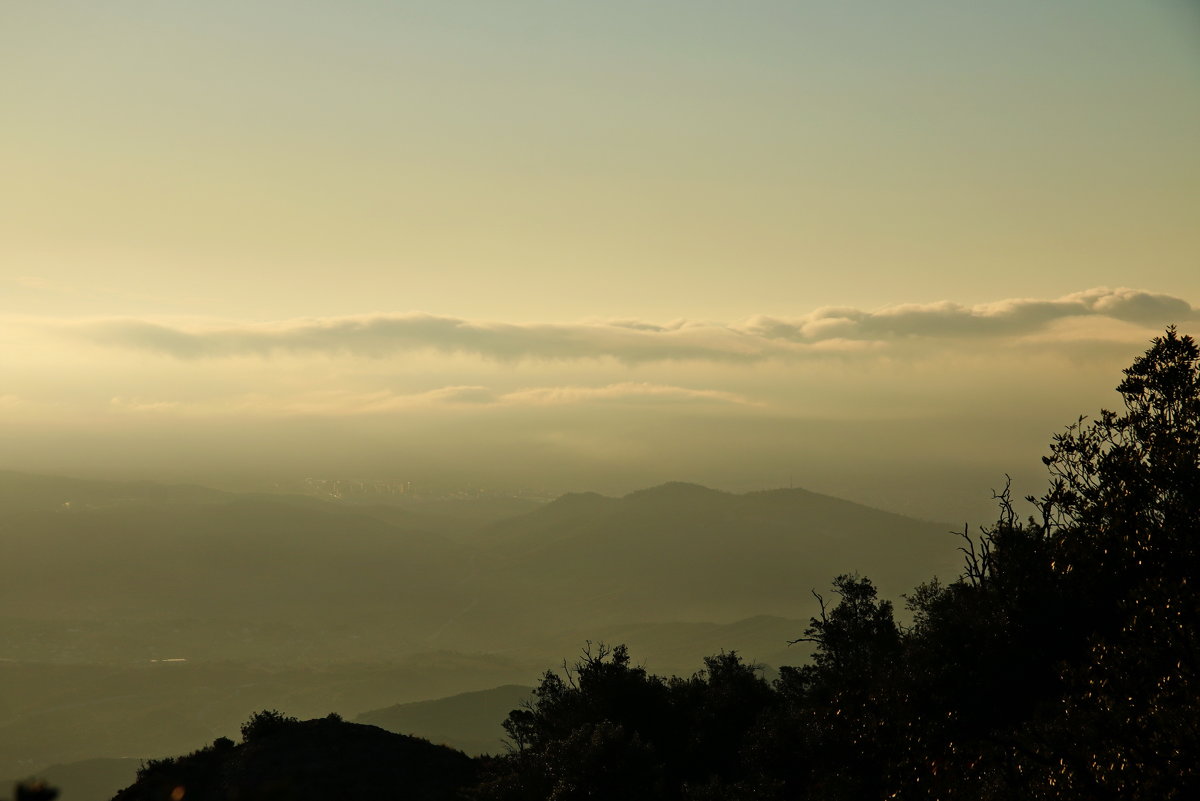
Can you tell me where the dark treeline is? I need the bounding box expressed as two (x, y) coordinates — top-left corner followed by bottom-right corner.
(473, 328), (1200, 800)
(106, 329), (1199, 801)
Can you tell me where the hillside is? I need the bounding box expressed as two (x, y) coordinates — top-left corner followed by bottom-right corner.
(0, 471), (961, 778)
(111, 715), (476, 801)
(454, 482), (959, 642)
(356, 684), (534, 756)
(0, 654), (540, 780)
(0, 472), (956, 660)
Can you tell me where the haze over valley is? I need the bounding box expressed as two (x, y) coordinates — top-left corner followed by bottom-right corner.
(3, 2), (1198, 798)
(0, 468), (961, 787)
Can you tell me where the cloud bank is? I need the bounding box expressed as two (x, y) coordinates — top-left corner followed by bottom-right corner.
(744, 287), (1195, 343)
(66, 287), (1195, 364)
(106, 382), (756, 418)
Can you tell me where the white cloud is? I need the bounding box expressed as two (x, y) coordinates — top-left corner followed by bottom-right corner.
(743, 288), (1196, 343)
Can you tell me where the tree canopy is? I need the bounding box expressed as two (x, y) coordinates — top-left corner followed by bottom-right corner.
(476, 328), (1200, 800)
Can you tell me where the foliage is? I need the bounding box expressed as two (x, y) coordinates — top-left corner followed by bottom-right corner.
(118, 713), (478, 801)
(479, 644), (776, 800)
(1030, 327), (1200, 798)
(240, 709), (300, 743)
(478, 328), (1200, 800)
(12, 782), (58, 801)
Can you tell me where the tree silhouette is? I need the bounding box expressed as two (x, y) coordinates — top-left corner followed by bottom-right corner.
(482, 644), (779, 800)
(480, 329), (1200, 800)
(1029, 327), (1200, 798)
(240, 709), (299, 743)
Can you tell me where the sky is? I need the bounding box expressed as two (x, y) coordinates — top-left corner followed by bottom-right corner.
(2, 1), (1198, 519)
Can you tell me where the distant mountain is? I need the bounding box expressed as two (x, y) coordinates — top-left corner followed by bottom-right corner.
(356, 684), (534, 756)
(0, 471), (963, 779)
(0, 471), (959, 654)
(453, 482), (960, 642)
(484, 490), (620, 547)
(0, 471), (957, 655)
(112, 716), (476, 801)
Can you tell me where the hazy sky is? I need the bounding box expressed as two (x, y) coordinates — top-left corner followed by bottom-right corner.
(2, 2), (1198, 517)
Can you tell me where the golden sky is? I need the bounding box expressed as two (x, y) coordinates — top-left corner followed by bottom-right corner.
(2, 1), (1198, 517)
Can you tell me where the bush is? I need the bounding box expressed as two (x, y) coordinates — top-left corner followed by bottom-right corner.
(240, 709), (299, 743)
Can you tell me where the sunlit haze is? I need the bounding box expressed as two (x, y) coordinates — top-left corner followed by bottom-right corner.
(4, 0), (1199, 518)
(3, 5), (1200, 794)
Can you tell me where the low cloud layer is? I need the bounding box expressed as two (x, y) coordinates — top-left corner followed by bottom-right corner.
(101, 382), (755, 419)
(67, 288), (1196, 364)
(6, 287), (1196, 517)
(744, 288), (1195, 343)
(77, 315), (764, 363)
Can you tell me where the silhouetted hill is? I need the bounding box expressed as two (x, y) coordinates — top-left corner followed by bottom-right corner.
(112, 716), (476, 801)
(0, 654), (540, 780)
(0, 471), (952, 654)
(624, 481), (731, 505)
(463, 483), (959, 639)
(484, 491), (619, 548)
(356, 684), (534, 755)
(0, 470), (960, 778)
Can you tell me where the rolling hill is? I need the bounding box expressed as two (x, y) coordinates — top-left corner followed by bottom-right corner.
(445, 482), (961, 644)
(0, 471), (965, 779)
(356, 684), (533, 756)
